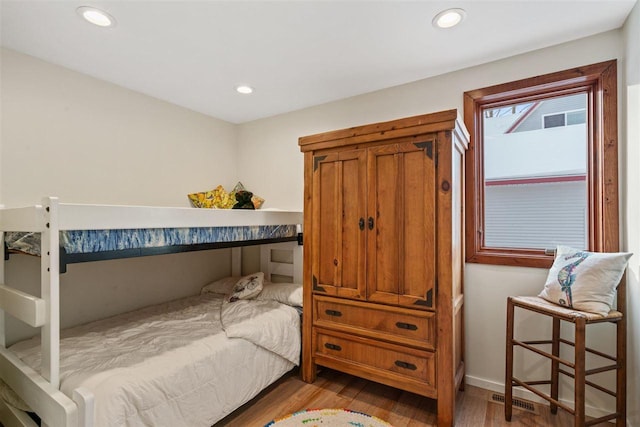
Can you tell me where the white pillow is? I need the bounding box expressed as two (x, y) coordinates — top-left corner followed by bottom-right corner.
(228, 272), (265, 302)
(201, 276), (240, 295)
(538, 245), (632, 316)
(256, 282), (303, 307)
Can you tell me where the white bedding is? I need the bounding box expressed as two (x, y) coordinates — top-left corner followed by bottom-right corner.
(7, 293), (300, 427)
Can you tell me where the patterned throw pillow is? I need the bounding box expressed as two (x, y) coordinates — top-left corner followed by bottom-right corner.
(538, 245), (632, 316)
(188, 182), (265, 209)
(188, 185), (236, 209)
(228, 272), (265, 302)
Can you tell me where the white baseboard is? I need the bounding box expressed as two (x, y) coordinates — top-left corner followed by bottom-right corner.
(464, 374), (621, 423)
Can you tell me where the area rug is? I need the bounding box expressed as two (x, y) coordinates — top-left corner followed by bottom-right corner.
(265, 408), (392, 426)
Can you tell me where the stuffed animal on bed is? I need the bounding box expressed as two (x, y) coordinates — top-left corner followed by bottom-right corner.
(232, 190), (255, 209)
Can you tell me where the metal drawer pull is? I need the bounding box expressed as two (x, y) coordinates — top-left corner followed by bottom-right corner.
(395, 360), (417, 370)
(395, 322), (418, 331)
(324, 343), (342, 351)
(325, 309), (342, 317)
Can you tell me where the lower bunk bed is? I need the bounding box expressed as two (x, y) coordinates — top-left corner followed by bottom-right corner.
(2, 277), (301, 427)
(0, 197), (304, 427)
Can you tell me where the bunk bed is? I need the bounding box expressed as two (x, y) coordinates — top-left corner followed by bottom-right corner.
(0, 197), (304, 427)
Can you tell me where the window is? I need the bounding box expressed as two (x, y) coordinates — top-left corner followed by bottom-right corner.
(464, 60), (619, 268)
(483, 94), (588, 251)
(542, 109), (587, 129)
(543, 112), (566, 128)
(567, 109), (586, 125)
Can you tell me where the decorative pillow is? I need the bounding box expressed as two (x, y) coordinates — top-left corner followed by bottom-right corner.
(228, 272), (265, 302)
(188, 185), (236, 209)
(256, 282), (303, 307)
(538, 245), (632, 316)
(187, 190), (210, 208)
(251, 194), (265, 209)
(231, 181), (246, 194)
(201, 276), (240, 295)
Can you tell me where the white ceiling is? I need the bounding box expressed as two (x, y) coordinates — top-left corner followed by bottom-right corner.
(1, 1), (636, 124)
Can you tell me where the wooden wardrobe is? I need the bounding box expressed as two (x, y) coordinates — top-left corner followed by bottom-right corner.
(298, 110), (469, 426)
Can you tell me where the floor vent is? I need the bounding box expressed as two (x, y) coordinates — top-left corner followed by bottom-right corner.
(490, 393), (537, 413)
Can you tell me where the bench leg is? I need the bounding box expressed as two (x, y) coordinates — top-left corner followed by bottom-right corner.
(505, 298), (515, 422)
(551, 317), (560, 414)
(574, 319), (586, 427)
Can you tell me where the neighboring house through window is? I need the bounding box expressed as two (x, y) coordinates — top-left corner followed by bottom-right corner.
(483, 93), (588, 251)
(463, 61), (619, 268)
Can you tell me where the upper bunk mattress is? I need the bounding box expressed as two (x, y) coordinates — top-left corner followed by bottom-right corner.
(4, 224), (297, 256)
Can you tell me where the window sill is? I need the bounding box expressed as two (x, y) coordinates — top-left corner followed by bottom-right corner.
(466, 250), (554, 269)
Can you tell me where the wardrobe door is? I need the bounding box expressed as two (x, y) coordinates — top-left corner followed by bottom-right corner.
(397, 139), (437, 309)
(312, 150), (367, 300)
(366, 139), (437, 309)
(366, 144), (400, 304)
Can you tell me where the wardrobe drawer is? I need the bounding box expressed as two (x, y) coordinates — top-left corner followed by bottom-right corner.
(314, 330), (436, 396)
(313, 295), (434, 349)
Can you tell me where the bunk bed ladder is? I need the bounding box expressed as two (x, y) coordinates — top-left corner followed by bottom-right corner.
(41, 197), (60, 390)
(0, 197), (87, 427)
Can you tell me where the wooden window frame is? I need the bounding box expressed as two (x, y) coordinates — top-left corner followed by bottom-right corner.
(463, 60), (619, 268)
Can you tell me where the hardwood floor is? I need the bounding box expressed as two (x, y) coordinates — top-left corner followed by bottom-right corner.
(215, 368), (578, 427)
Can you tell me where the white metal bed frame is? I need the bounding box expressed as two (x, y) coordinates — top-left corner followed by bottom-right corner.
(0, 197), (303, 427)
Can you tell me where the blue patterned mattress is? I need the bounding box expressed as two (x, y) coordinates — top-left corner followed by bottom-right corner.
(5, 225), (298, 257)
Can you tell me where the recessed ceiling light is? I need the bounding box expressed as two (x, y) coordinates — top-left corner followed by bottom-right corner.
(77, 6), (116, 28)
(433, 8), (465, 29)
(235, 85), (254, 94)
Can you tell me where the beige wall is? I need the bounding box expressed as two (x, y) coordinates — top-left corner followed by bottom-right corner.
(623, 1), (640, 425)
(1, 48), (238, 207)
(237, 29), (635, 418)
(0, 48), (238, 343)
